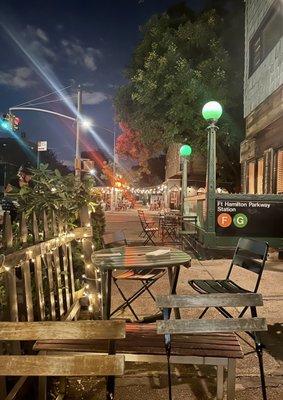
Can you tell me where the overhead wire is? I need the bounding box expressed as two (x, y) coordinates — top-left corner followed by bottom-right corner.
(27, 95), (77, 107)
(12, 84), (73, 108)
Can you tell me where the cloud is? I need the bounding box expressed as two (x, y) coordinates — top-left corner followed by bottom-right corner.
(23, 26), (56, 60)
(36, 28), (49, 42)
(61, 39), (101, 71)
(0, 67), (36, 89)
(83, 91), (108, 105)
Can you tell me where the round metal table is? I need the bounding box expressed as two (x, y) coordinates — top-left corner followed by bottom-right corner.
(92, 245), (191, 319)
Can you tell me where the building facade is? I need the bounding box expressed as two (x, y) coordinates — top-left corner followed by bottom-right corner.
(241, 0), (283, 194)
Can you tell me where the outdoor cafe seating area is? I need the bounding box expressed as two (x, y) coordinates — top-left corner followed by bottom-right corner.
(0, 208), (272, 400)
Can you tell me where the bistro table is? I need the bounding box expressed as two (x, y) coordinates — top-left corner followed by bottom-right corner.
(92, 245), (191, 320)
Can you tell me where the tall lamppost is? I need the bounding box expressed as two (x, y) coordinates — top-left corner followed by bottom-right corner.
(179, 144), (192, 216)
(202, 101), (223, 232)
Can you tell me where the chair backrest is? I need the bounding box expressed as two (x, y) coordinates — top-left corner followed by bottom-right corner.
(0, 320), (125, 377)
(103, 231), (127, 247)
(156, 293), (267, 335)
(137, 210), (148, 229)
(227, 238), (269, 291)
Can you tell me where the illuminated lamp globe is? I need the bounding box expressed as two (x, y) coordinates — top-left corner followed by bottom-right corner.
(179, 144), (192, 158)
(202, 101), (223, 122)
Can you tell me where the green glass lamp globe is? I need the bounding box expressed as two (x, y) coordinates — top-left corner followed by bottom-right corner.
(179, 144), (192, 158)
(202, 101), (223, 122)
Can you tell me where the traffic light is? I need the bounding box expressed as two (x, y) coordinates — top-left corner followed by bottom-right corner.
(0, 113), (21, 132)
(12, 116), (20, 131)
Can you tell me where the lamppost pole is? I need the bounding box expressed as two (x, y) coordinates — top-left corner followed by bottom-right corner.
(202, 101), (223, 233)
(75, 85), (82, 179)
(179, 144), (192, 216)
(206, 122), (218, 232)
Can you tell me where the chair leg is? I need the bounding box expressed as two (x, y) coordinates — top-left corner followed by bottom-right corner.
(227, 359), (236, 400)
(38, 377), (47, 400)
(141, 279), (156, 301)
(255, 341), (268, 400)
(112, 279), (140, 320)
(198, 307), (209, 319)
(217, 365), (224, 400)
(238, 306), (249, 318)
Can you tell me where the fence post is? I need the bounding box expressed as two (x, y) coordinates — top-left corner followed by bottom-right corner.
(2, 212), (20, 355)
(19, 212), (28, 245)
(32, 212), (46, 321)
(80, 205), (100, 318)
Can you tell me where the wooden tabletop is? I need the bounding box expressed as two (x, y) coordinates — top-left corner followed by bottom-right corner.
(92, 246), (191, 271)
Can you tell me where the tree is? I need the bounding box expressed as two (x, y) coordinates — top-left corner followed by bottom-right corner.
(116, 122), (151, 174)
(115, 3), (244, 189)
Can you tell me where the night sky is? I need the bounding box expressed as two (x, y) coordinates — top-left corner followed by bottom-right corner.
(0, 0), (204, 167)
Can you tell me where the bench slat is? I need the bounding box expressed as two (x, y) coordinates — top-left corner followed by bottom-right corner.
(157, 318), (267, 334)
(0, 321), (125, 340)
(0, 355), (124, 376)
(33, 327), (244, 359)
(156, 293), (263, 308)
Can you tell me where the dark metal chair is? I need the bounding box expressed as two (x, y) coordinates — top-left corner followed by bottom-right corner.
(188, 238), (269, 319)
(188, 238), (269, 400)
(103, 231), (165, 321)
(137, 210), (159, 245)
(160, 213), (180, 244)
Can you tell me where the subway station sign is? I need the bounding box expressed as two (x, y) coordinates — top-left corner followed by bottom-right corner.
(215, 199), (283, 237)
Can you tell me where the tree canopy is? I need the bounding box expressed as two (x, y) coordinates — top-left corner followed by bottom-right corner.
(115, 2), (244, 189)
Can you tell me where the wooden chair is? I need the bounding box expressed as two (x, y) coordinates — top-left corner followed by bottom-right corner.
(0, 320), (125, 400)
(156, 293), (267, 400)
(103, 231), (165, 321)
(188, 238), (269, 319)
(137, 210), (159, 245)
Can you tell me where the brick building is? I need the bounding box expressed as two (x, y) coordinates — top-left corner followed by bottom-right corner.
(241, 0), (283, 193)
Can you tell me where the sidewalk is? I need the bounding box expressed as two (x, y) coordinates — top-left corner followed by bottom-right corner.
(66, 210), (283, 399)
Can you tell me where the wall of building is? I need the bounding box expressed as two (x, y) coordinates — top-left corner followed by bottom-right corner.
(244, 0), (283, 117)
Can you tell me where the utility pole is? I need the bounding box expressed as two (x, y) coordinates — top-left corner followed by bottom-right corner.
(75, 85), (82, 179)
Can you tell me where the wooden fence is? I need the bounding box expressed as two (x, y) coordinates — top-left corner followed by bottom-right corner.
(0, 205), (100, 323)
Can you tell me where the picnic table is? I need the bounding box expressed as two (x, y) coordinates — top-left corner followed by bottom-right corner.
(92, 245), (191, 319)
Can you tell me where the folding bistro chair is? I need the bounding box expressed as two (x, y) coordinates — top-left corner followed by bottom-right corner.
(160, 213), (180, 244)
(188, 238), (269, 320)
(103, 231), (165, 321)
(137, 210), (159, 245)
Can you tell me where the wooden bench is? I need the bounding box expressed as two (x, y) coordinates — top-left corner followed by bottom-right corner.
(34, 294), (266, 400)
(0, 320), (125, 400)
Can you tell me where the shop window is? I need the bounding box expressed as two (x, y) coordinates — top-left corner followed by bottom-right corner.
(249, 0), (283, 75)
(248, 161), (255, 194)
(276, 150), (283, 194)
(257, 158), (264, 194)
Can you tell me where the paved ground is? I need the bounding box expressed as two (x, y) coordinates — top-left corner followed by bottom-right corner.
(63, 210), (283, 400)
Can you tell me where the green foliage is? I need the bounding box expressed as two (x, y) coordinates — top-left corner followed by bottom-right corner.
(12, 164), (99, 226)
(115, 4), (244, 189)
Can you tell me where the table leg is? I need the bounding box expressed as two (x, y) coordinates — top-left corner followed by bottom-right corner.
(106, 269), (113, 319)
(101, 270), (107, 320)
(167, 266), (181, 319)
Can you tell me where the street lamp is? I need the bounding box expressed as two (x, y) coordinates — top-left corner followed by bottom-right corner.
(179, 144), (192, 216)
(202, 101), (223, 232)
(81, 118), (92, 129)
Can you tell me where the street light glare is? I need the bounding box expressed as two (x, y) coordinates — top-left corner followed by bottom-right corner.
(90, 168), (96, 175)
(81, 118), (92, 129)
